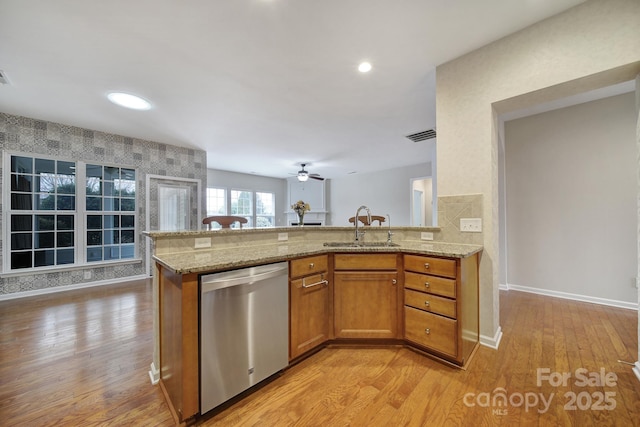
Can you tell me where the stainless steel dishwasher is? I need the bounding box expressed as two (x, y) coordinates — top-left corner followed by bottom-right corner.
(199, 262), (288, 414)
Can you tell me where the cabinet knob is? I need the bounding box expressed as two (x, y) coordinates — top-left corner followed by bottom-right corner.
(424, 301), (430, 307)
(309, 263), (314, 268)
(425, 328), (430, 335)
(424, 263), (430, 269)
(392, 279), (397, 285)
(425, 282), (430, 288)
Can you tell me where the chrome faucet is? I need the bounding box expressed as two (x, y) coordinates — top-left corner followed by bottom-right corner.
(354, 205), (371, 245)
(386, 214), (393, 245)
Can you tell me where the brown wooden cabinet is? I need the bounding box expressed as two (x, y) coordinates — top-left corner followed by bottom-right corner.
(333, 254), (400, 339)
(403, 253), (479, 366)
(289, 255), (331, 360)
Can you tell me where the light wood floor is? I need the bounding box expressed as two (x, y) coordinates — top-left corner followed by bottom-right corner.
(1, 280), (639, 426)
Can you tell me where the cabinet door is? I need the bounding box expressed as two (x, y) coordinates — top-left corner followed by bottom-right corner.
(290, 273), (330, 359)
(334, 271), (398, 339)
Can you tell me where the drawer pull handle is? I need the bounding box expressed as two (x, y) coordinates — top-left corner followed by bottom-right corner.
(309, 263), (315, 268)
(424, 301), (430, 307)
(424, 263), (430, 269)
(302, 277), (328, 289)
(425, 282), (430, 288)
(425, 328), (430, 335)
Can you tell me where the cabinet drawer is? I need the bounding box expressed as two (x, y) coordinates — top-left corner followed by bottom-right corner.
(404, 271), (456, 299)
(334, 254), (397, 271)
(404, 289), (456, 319)
(404, 255), (456, 278)
(404, 306), (457, 357)
(290, 255), (328, 278)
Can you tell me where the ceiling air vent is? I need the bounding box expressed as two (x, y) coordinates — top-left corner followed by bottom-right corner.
(0, 70), (10, 85)
(406, 128), (436, 142)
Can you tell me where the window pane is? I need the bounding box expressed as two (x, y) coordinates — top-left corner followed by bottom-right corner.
(86, 177), (102, 195)
(104, 181), (117, 196)
(86, 197), (102, 210)
(56, 195), (75, 210)
(36, 215), (55, 231)
(57, 249), (74, 265)
(11, 252), (32, 269)
(57, 232), (74, 247)
(35, 250), (55, 267)
(104, 246), (120, 260)
(11, 174), (32, 192)
(104, 215), (119, 229)
(104, 230), (117, 245)
(256, 192), (274, 215)
(57, 215), (74, 230)
(87, 215), (102, 229)
(35, 194), (55, 210)
(121, 215), (134, 228)
(121, 230), (134, 243)
(87, 247), (102, 262)
(35, 174), (55, 192)
(104, 166), (119, 180)
(57, 161), (75, 175)
(121, 245), (135, 259)
(11, 156), (32, 173)
(86, 164), (102, 178)
(11, 233), (32, 250)
(11, 215), (32, 231)
(56, 175), (75, 194)
(35, 158), (55, 174)
(35, 232), (54, 249)
(11, 194), (33, 210)
(87, 231), (102, 246)
(120, 198), (134, 211)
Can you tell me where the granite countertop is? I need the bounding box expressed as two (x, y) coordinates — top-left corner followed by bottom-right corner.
(153, 240), (483, 275)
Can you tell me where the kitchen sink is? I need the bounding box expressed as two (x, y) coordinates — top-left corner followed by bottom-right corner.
(323, 241), (400, 248)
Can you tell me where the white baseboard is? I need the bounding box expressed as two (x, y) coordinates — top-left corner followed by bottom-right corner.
(503, 283), (638, 311)
(149, 362), (160, 385)
(0, 275), (150, 301)
(480, 326), (503, 350)
(499, 283), (509, 291)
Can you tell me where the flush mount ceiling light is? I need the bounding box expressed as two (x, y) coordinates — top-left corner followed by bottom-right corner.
(358, 62), (372, 73)
(107, 92), (152, 110)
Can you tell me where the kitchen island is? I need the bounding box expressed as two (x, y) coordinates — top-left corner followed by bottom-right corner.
(145, 226), (482, 425)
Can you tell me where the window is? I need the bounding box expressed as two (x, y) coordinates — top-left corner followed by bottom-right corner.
(206, 188), (226, 215)
(85, 165), (136, 262)
(4, 153), (137, 271)
(256, 192), (275, 227)
(206, 187), (275, 228)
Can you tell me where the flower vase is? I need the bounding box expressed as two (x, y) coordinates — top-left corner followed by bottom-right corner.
(297, 212), (304, 226)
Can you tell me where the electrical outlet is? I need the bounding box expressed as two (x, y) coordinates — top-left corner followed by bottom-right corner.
(421, 232), (434, 241)
(278, 233), (288, 241)
(194, 237), (212, 249)
(460, 218), (482, 232)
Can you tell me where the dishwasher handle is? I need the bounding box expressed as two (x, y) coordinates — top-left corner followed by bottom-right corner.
(201, 263), (288, 293)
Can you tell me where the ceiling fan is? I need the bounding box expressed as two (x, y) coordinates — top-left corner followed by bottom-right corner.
(295, 163), (324, 182)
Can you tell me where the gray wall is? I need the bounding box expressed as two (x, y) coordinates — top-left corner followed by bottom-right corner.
(327, 163), (432, 226)
(0, 113), (207, 296)
(504, 93), (637, 304)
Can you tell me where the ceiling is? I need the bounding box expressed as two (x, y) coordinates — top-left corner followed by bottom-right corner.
(0, 0), (587, 179)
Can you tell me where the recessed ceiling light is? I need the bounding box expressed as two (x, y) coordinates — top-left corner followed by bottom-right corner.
(358, 62), (372, 73)
(107, 92), (152, 110)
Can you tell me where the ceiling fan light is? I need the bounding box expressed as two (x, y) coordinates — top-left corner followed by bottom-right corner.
(297, 172), (309, 182)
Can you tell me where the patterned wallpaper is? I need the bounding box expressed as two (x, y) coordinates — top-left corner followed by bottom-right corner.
(0, 113), (207, 296)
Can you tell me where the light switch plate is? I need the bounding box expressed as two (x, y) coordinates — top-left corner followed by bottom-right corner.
(460, 218), (482, 232)
(194, 237), (212, 248)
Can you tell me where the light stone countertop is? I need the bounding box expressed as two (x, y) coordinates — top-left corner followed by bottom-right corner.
(152, 240), (483, 275)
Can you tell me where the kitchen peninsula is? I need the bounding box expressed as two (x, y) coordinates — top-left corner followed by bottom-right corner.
(146, 226), (482, 425)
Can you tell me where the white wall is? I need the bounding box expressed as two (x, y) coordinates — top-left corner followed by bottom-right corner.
(436, 0), (640, 343)
(327, 163), (431, 226)
(505, 92), (637, 304)
(207, 169), (288, 226)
